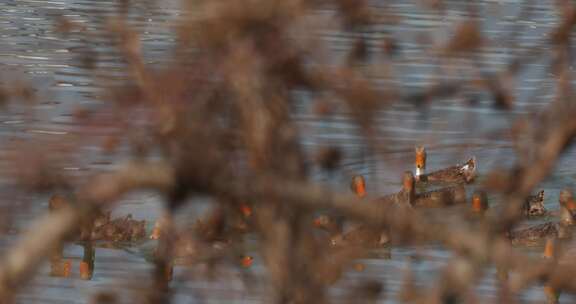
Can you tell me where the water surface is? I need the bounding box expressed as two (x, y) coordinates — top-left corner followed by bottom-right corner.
(0, 0), (573, 302)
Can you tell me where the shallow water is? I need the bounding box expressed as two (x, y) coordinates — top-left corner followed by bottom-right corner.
(1, 0), (575, 302)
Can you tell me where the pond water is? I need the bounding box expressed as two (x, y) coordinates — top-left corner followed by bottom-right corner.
(1, 0), (575, 302)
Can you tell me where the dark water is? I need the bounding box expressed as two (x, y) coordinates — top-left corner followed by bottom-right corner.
(1, 0), (574, 302)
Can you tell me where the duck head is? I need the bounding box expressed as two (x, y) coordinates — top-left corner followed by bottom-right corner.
(524, 190), (546, 217)
(558, 189), (576, 225)
(460, 157), (477, 183)
(415, 146), (427, 177)
(350, 175), (367, 198)
(471, 191), (489, 214)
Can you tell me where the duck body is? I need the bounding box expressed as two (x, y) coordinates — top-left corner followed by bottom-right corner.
(91, 213), (147, 243)
(377, 190), (413, 208)
(508, 222), (568, 246)
(330, 225), (389, 249)
(314, 214), (388, 248)
(509, 189), (575, 246)
(49, 194), (148, 244)
(376, 171), (416, 208)
(413, 185), (467, 208)
(416, 158), (476, 185)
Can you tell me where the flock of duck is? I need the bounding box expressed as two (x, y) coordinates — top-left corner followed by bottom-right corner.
(47, 193), (255, 279)
(46, 146), (576, 283)
(314, 146), (576, 251)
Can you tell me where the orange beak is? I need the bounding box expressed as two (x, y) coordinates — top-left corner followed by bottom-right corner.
(241, 256), (253, 267)
(240, 203), (253, 217)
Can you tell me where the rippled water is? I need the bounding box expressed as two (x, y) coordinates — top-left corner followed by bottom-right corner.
(1, 0), (575, 302)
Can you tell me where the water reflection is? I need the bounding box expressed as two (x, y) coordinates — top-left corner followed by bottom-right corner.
(49, 243), (71, 278)
(79, 242), (94, 280)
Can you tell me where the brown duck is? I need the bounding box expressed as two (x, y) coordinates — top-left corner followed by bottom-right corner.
(349, 172), (414, 207)
(49, 194), (147, 243)
(414, 146), (476, 185)
(352, 172), (466, 208)
(412, 184), (467, 208)
(331, 172), (465, 248)
(148, 213), (252, 268)
(509, 189), (576, 246)
(311, 175), (393, 248)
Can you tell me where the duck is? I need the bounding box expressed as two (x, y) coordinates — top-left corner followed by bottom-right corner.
(329, 225), (390, 248)
(150, 201), (253, 242)
(412, 184), (467, 208)
(523, 190), (547, 217)
(310, 175), (391, 248)
(414, 146), (476, 185)
(49, 194), (148, 243)
(148, 206), (254, 264)
(351, 172), (466, 208)
(313, 214), (343, 236)
(90, 213), (147, 243)
(376, 171), (416, 207)
(421, 191), (490, 229)
(149, 221), (253, 272)
(508, 189), (576, 246)
(313, 212), (389, 248)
